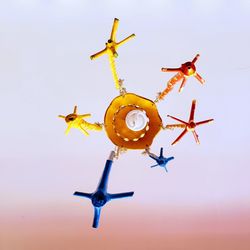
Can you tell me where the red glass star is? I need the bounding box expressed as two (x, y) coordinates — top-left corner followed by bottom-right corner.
(166, 100), (214, 145)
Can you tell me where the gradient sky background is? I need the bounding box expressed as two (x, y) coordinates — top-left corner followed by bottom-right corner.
(1, 1), (250, 249)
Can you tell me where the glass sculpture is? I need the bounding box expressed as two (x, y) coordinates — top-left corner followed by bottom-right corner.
(58, 18), (214, 228)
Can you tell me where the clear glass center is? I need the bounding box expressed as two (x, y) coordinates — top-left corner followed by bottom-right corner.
(125, 110), (149, 131)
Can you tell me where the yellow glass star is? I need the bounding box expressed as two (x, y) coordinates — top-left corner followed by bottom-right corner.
(58, 106), (102, 136)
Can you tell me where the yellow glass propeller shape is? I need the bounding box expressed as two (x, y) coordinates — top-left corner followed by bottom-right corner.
(58, 106), (102, 136)
(90, 18), (135, 89)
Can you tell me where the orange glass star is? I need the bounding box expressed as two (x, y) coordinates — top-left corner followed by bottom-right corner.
(157, 54), (205, 101)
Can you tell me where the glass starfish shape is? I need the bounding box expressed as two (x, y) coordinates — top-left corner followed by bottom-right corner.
(147, 147), (174, 173)
(166, 100), (214, 145)
(58, 106), (102, 136)
(74, 151), (134, 228)
(90, 18), (135, 89)
(158, 54), (205, 100)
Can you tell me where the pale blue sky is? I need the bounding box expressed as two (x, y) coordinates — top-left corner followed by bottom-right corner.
(1, 0), (250, 216)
